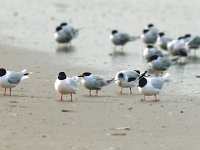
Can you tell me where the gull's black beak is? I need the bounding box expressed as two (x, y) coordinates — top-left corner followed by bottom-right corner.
(78, 75), (83, 77)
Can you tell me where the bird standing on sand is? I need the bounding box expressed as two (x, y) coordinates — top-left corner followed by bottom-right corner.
(115, 70), (140, 94)
(143, 45), (163, 62)
(137, 71), (170, 101)
(148, 55), (178, 75)
(54, 22), (79, 46)
(157, 32), (172, 51)
(54, 72), (79, 101)
(78, 72), (114, 96)
(110, 30), (139, 52)
(0, 68), (32, 96)
(141, 29), (158, 45)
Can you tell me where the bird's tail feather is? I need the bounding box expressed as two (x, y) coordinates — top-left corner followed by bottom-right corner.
(129, 35), (140, 41)
(162, 73), (170, 81)
(106, 78), (115, 85)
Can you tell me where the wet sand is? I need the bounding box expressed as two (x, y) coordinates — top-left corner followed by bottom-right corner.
(1, 0), (200, 149)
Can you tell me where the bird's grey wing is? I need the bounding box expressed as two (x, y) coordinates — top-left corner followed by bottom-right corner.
(152, 57), (171, 70)
(118, 33), (131, 42)
(188, 36), (200, 47)
(150, 78), (164, 89)
(7, 72), (23, 84)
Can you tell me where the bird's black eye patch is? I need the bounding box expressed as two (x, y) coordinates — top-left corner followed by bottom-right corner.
(128, 77), (136, 82)
(58, 72), (66, 80)
(138, 78), (147, 87)
(118, 73), (124, 79)
(111, 30), (118, 34)
(83, 72), (92, 76)
(0, 68), (6, 77)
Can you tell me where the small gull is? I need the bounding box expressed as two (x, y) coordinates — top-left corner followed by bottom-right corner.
(78, 72), (114, 96)
(0, 68), (32, 96)
(54, 72), (79, 101)
(110, 30), (139, 52)
(137, 71), (170, 101)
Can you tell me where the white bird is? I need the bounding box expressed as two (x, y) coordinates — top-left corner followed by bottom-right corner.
(54, 22), (79, 45)
(0, 68), (32, 96)
(141, 29), (158, 45)
(157, 32), (172, 51)
(78, 72), (114, 96)
(54, 72), (79, 101)
(115, 70), (140, 94)
(110, 30), (139, 52)
(137, 71), (170, 101)
(143, 45), (163, 62)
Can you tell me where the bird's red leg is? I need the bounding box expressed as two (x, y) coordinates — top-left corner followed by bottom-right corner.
(4, 88), (6, 96)
(143, 95), (146, 101)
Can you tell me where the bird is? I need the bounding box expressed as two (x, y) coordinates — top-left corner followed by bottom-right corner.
(147, 23), (159, 35)
(137, 71), (170, 101)
(54, 22), (79, 46)
(0, 68), (32, 96)
(157, 32), (172, 51)
(141, 29), (158, 45)
(148, 55), (178, 75)
(114, 70), (140, 94)
(167, 37), (188, 62)
(143, 45), (163, 62)
(110, 30), (139, 52)
(54, 72), (79, 101)
(184, 34), (200, 55)
(78, 72), (114, 96)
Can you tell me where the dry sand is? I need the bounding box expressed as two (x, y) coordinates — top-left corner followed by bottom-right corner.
(1, 0), (200, 149)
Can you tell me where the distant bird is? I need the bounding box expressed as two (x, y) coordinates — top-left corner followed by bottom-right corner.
(143, 45), (163, 62)
(157, 32), (172, 51)
(110, 30), (139, 52)
(54, 72), (79, 101)
(184, 34), (200, 55)
(137, 71), (170, 101)
(78, 72), (114, 96)
(0, 68), (32, 96)
(54, 22), (79, 45)
(147, 23), (159, 35)
(148, 55), (178, 74)
(115, 70), (140, 94)
(167, 37), (188, 61)
(141, 29), (158, 45)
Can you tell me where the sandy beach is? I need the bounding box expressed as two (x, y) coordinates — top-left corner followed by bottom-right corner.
(1, 0), (200, 149)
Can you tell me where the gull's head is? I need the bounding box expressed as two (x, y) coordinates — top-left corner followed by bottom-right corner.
(143, 29), (149, 34)
(111, 30), (118, 35)
(78, 72), (92, 78)
(184, 34), (191, 38)
(56, 26), (62, 32)
(146, 45), (153, 49)
(159, 32), (165, 37)
(58, 72), (66, 80)
(60, 22), (68, 27)
(0, 68), (6, 77)
(148, 23), (154, 28)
